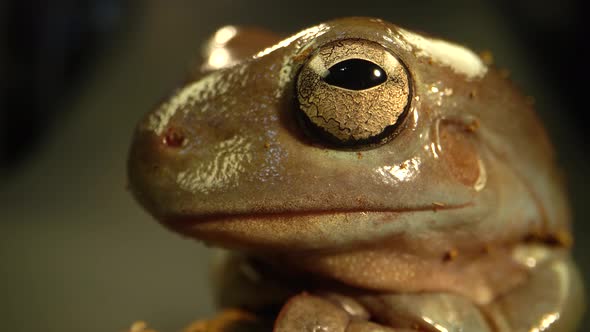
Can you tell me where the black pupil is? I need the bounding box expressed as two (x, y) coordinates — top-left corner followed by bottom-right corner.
(323, 59), (387, 90)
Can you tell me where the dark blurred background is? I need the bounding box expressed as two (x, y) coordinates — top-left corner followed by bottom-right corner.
(0, 1), (587, 331)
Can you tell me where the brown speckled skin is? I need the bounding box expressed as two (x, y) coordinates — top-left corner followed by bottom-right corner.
(128, 18), (583, 331)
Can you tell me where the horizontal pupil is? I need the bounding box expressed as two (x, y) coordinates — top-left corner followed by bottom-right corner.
(323, 59), (387, 90)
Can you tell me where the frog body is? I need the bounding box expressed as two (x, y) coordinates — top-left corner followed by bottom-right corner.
(128, 18), (583, 331)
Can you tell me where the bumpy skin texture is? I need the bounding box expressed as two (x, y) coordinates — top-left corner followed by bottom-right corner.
(127, 18), (583, 331)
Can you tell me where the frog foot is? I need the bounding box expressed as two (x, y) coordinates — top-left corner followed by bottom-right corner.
(183, 309), (266, 332)
(125, 321), (158, 332)
(125, 309), (267, 332)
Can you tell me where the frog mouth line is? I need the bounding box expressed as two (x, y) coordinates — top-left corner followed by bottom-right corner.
(160, 201), (477, 254)
(164, 201), (475, 226)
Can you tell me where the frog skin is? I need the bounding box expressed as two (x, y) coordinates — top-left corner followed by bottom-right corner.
(127, 18), (584, 331)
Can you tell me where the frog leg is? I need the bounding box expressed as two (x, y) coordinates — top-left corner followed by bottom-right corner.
(356, 248), (584, 332)
(274, 293), (416, 332)
(358, 292), (494, 332)
(273, 293), (349, 332)
(484, 248), (584, 332)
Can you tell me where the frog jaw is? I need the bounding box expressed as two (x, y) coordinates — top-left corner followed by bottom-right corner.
(161, 204), (476, 253)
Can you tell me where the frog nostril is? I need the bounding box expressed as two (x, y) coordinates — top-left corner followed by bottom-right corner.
(162, 127), (187, 148)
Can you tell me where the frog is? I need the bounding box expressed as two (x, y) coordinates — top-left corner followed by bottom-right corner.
(127, 17), (584, 331)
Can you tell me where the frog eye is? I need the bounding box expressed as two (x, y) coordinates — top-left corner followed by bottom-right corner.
(323, 59), (387, 90)
(296, 39), (411, 147)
